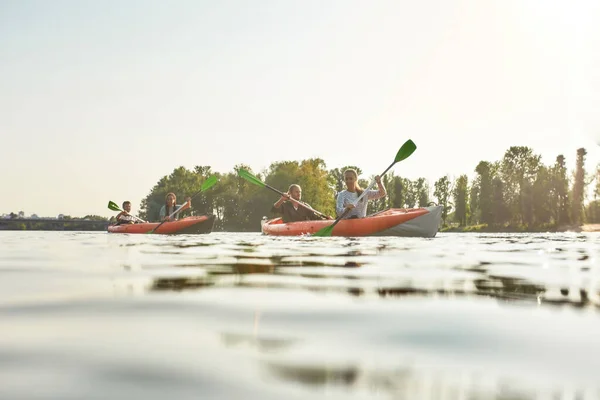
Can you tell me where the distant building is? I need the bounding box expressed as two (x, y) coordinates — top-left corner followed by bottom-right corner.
(58, 214), (64, 220)
(31, 214), (39, 219)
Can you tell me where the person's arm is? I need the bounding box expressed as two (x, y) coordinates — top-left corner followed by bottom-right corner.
(273, 194), (290, 209)
(336, 192), (351, 216)
(368, 175), (387, 200)
(272, 194), (290, 214)
(173, 201), (191, 219)
(159, 205), (167, 221)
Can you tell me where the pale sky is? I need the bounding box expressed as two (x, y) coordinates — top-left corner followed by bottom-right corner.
(2, 0), (600, 218)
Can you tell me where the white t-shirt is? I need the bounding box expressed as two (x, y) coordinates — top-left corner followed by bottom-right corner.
(336, 189), (383, 219)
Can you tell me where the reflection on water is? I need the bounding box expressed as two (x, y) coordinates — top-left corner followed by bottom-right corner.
(0, 231), (599, 399)
(266, 362), (359, 387)
(142, 234), (599, 309)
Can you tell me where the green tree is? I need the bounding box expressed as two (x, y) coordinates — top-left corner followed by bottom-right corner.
(453, 175), (469, 226)
(469, 183), (479, 225)
(475, 161), (494, 225)
(521, 181), (534, 227)
(434, 176), (452, 225)
(404, 179), (417, 208)
(414, 178), (429, 207)
(391, 176), (406, 208)
(491, 177), (508, 226)
(223, 164), (269, 231)
(589, 165), (600, 223)
(297, 159), (336, 217)
(500, 146), (541, 224)
(571, 148), (587, 225)
(531, 165), (553, 226)
(552, 155), (570, 226)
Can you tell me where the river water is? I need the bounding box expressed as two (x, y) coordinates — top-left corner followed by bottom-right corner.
(1, 231), (599, 399)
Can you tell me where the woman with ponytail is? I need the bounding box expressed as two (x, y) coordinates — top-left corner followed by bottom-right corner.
(335, 169), (386, 219)
(159, 192), (191, 222)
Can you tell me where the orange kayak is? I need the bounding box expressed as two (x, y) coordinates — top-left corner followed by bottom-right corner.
(261, 206), (442, 237)
(108, 215), (215, 234)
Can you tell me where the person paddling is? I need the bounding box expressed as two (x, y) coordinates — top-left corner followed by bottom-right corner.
(336, 169), (386, 219)
(271, 184), (331, 223)
(159, 192), (191, 222)
(115, 201), (144, 224)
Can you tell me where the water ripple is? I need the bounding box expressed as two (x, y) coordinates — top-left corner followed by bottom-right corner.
(1, 231), (600, 399)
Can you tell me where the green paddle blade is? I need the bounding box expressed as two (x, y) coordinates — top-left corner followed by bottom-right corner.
(108, 201), (121, 212)
(237, 168), (265, 188)
(395, 139), (417, 163)
(201, 175), (218, 191)
(312, 224), (335, 237)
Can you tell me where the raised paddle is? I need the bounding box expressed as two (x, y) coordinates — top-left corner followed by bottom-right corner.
(107, 201), (147, 223)
(312, 139), (417, 237)
(237, 168), (331, 220)
(148, 175), (218, 234)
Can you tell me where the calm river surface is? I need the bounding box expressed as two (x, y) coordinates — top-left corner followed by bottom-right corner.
(1, 231), (599, 399)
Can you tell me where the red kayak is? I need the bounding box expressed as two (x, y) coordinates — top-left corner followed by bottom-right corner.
(261, 206), (442, 237)
(108, 215), (215, 234)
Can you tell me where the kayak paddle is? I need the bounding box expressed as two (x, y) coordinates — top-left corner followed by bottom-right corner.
(312, 139), (417, 237)
(107, 201), (147, 223)
(148, 175), (218, 234)
(237, 168), (331, 220)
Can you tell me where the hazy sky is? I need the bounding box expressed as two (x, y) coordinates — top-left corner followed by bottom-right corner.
(2, 0), (600, 218)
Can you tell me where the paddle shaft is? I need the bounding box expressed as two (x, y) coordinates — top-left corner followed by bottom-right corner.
(264, 183), (329, 219)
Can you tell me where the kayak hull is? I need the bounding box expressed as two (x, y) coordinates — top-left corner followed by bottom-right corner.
(370, 206), (442, 238)
(260, 206), (442, 237)
(108, 215), (216, 235)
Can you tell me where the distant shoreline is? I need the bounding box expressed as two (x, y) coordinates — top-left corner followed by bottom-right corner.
(0, 219), (108, 232)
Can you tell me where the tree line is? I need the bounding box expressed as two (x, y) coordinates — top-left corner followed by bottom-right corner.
(441, 146), (598, 231)
(136, 146), (600, 232)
